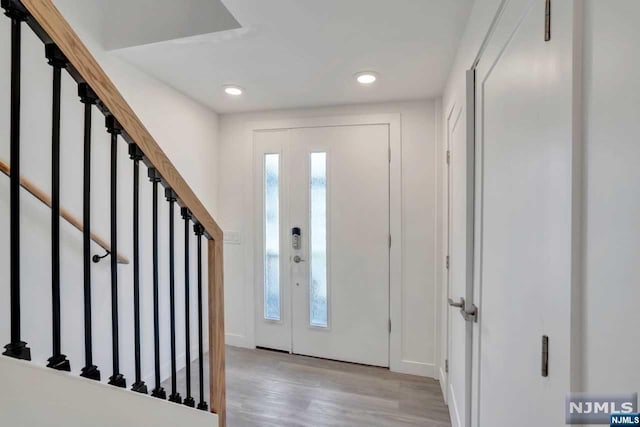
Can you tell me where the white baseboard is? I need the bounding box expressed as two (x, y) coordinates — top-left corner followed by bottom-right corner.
(392, 359), (437, 378)
(225, 333), (252, 349)
(439, 366), (448, 404)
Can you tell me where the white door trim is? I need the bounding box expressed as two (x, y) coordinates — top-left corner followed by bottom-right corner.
(242, 113), (409, 373)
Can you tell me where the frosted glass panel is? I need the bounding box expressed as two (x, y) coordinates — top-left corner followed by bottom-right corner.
(264, 154), (280, 321)
(310, 152), (328, 327)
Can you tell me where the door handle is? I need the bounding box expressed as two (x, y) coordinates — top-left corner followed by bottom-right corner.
(448, 297), (478, 323)
(293, 255), (306, 263)
(448, 297), (465, 308)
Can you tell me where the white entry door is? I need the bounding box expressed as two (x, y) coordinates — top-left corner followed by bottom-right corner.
(254, 124), (390, 367)
(473, 0), (575, 425)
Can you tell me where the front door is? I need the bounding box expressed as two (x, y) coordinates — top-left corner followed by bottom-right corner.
(255, 124), (390, 367)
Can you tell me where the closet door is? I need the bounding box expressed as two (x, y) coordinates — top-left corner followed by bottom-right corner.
(473, 1), (578, 425)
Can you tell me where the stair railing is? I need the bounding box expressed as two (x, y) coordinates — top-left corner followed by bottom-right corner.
(0, 159), (129, 264)
(0, 0), (226, 425)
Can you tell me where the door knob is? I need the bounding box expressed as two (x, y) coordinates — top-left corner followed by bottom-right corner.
(293, 255), (306, 263)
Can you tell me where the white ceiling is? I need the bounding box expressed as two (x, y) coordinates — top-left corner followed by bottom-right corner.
(107, 0), (473, 114)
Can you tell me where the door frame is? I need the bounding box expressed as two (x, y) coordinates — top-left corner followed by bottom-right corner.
(245, 113), (409, 373)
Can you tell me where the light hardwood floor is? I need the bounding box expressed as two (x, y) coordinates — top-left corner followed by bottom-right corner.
(165, 346), (451, 427)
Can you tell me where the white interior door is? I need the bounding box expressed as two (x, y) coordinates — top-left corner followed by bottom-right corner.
(447, 99), (472, 427)
(473, 0), (575, 425)
(255, 125), (390, 367)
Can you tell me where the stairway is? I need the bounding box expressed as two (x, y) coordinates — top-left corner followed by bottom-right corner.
(0, 0), (225, 425)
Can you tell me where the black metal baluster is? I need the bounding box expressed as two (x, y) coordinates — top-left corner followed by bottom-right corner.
(78, 83), (100, 381)
(149, 168), (166, 399)
(166, 189), (182, 404)
(130, 144), (147, 394)
(45, 43), (71, 372)
(1, 0), (30, 361)
(194, 223), (208, 411)
(182, 208), (195, 408)
(106, 115), (126, 388)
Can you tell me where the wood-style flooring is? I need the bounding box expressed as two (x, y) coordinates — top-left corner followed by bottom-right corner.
(164, 346), (451, 427)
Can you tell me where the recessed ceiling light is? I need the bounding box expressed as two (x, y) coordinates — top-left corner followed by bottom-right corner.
(355, 72), (377, 84)
(224, 85), (243, 96)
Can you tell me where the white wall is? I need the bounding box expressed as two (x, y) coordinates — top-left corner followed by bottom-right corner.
(0, 356), (217, 427)
(217, 100), (440, 377)
(0, 0), (218, 387)
(581, 0), (640, 393)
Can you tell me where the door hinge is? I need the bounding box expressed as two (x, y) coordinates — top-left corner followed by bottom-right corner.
(446, 150), (451, 165)
(541, 335), (549, 377)
(389, 319), (392, 333)
(389, 148), (391, 163)
(446, 255), (450, 270)
(545, 0), (551, 41)
(445, 359), (449, 373)
(389, 234), (392, 248)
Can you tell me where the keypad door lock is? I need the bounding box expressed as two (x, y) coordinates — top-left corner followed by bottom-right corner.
(292, 227), (302, 250)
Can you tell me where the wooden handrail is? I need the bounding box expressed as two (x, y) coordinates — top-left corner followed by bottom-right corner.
(18, 1), (226, 425)
(0, 159), (129, 265)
